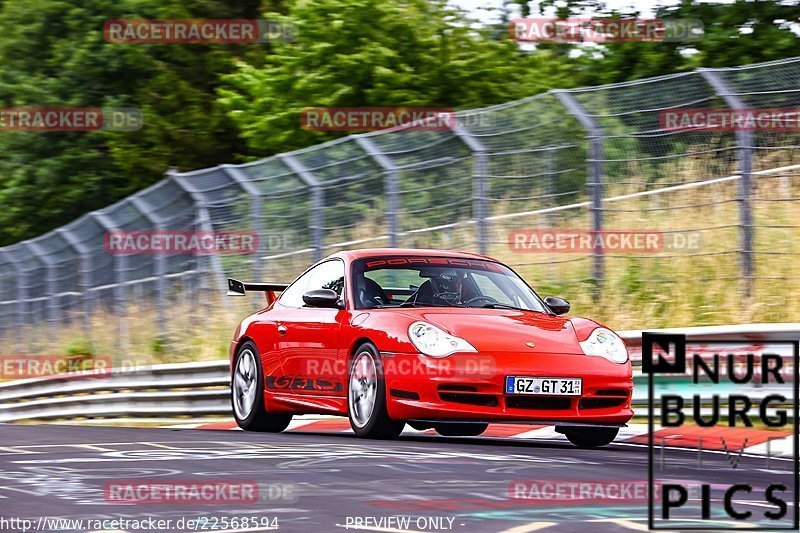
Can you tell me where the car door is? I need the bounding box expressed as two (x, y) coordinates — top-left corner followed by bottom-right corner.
(259, 267), (314, 390)
(274, 259), (347, 397)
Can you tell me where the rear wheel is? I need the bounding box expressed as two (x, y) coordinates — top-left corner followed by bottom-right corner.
(232, 341), (292, 432)
(561, 426), (619, 448)
(433, 423), (489, 437)
(347, 343), (405, 439)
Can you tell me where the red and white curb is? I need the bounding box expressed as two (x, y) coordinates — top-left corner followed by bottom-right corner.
(166, 418), (794, 457)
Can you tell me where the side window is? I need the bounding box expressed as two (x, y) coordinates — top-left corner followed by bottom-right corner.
(306, 260), (345, 298)
(278, 269), (314, 308)
(279, 260), (346, 308)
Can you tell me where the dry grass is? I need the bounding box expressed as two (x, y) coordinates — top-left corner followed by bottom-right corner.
(2, 161), (797, 365)
(487, 158), (800, 331)
(1, 297), (249, 367)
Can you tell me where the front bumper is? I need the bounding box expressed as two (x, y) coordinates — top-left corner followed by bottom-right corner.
(383, 351), (633, 424)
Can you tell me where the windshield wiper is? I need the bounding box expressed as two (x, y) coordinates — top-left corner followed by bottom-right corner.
(400, 301), (458, 308)
(479, 303), (526, 311)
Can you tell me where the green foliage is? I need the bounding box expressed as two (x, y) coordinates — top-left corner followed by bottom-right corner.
(0, 0), (265, 245)
(218, 0), (566, 155)
(0, 0), (797, 246)
(150, 335), (166, 356)
(654, 0), (800, 69)
(66, 338), (93, 356)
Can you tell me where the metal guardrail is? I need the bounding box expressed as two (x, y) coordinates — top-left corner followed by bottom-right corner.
(620, 323), (800, 344)
(0, 324), (796, 423)
(0, 361), (230, 422)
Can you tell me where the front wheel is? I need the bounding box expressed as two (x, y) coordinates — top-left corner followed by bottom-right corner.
(347, 343), (405, 439)
(560, 426), (619, 448)
(232, 341), (292, 432)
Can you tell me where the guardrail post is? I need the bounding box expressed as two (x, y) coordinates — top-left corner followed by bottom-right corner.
(451, 122), (489, 255)
(554, 91), (605, 301)
(279, 154), (324, 262)
(699, 69), (755, 298)
(354, 136), (400, 248)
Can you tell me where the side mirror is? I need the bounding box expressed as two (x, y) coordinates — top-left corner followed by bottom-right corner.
(544, 296), (570, 315)
(303, 289), (342, 309)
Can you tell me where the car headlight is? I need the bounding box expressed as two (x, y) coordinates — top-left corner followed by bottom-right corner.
(579, 328), (628, 364)
(408, 321), (477, 358)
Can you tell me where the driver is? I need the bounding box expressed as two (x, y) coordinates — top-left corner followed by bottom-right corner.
(432, 269), (464, 305)
(403, 268), (474, 307)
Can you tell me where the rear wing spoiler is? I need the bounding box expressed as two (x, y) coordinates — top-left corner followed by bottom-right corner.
(227, 278), (289, 304)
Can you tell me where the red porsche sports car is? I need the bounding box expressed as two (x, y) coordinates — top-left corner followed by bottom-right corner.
(228, 248), (633, 447)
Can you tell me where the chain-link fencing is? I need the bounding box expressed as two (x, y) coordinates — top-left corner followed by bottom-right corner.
(1, 56), (799, 357)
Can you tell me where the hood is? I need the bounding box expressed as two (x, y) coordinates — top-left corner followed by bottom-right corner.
(393, 307), (584, 354)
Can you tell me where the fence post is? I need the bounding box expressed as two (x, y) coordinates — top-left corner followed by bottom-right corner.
(279, 154), (324, 262)
(0, 250), (26, 349)
(24, 241), (57, 325)
(354, 135), (400, 248)
(56, 227), (94, 345)
(451, 123), (489, 255)
(129, 196), (167, 338)
(169, 171), (228, 297)
(221, 165), (264, 283)
(699, 69), (755, 298)
(89, 212), (127, 349)
(15, 257), (27, 341)
(554, 91), (605, 300)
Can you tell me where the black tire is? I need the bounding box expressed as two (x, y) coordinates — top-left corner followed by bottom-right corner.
(231, 341), (292, 432)
(347, 342), (405, 439)
(562, 427), (619, 448)
(433, 423), (489, 437)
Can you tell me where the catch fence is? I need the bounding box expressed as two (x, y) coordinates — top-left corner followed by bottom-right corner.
(1, 56), (799, 352)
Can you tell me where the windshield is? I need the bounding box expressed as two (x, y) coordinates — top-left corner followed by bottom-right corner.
(352, 257), (548, 312)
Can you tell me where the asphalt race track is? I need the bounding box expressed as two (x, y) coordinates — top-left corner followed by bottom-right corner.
(0, 423), (796, 533)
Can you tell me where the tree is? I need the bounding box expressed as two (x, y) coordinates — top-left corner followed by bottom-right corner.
(0, 0), (268, 245)
(1, 0), (798, 244)
(218, 0), (573, 155)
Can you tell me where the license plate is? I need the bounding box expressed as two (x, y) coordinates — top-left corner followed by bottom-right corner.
(506, 376), (582, 396)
